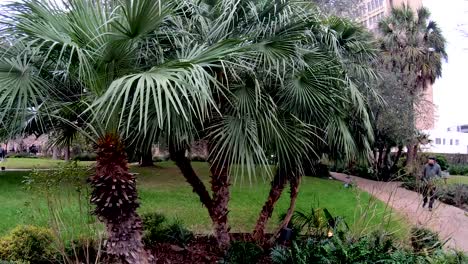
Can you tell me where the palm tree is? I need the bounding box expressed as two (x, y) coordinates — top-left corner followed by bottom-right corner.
(253, 16), (379, 241)
(378, 5), (446, 166)
(0, 0), (239, 261)
(95, 0), (378, 246)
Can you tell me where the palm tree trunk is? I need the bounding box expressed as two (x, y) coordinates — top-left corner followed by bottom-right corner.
(64, 144), (70, 161)
(377, 146), (384, 170)
(272, 176), (301, 242)
(252, 169), (288, 241)
(89, 133), (147, 264)
(52, 147), (59, 160)
(169, 145), (213, 215)
(209, 160), (231, 250)
(406, 143), (414, 166)
(140, 148), (154, 167)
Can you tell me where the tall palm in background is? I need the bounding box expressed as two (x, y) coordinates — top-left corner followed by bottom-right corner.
(378, 5), (446, 166)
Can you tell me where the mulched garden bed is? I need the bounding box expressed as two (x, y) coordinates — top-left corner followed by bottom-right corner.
(150, 233), (276, 263)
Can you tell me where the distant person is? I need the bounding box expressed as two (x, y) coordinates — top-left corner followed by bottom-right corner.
(29, 144), (38, 155)
(0, 146), (4, 161)
(421, 156), (441, 211)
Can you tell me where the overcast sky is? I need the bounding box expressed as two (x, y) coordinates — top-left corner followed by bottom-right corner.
(424, 0), (468, 129)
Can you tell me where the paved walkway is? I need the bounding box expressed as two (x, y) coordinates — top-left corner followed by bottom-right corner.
(331, 172), (468, 252)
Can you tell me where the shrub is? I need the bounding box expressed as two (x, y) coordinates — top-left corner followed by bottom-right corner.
(22, 163), (102, 264)
(401, 179), (418, 192)
(224, 241), (263, 264)
(410, 227), (444, 254)
(64, 236), (103, 264)
(271, 231), (396, 264)
(6, 152), (35, 159)
(428, 250), (468, 264)
(73, 153), (97, 161)
(0, 225), (54, 263)
(189, 155), (207, 162)
(347, 164), (375, 180)
(163, 221), (194, 246)
(438, 184), (468, 210)
(141, 213), (194, 246)
(448, 165), (468, 176)
(142, 213), (167, 245)
(304, 162), (330, 178)
(435, 155), (449, 171)
(153, 155), (169, 162)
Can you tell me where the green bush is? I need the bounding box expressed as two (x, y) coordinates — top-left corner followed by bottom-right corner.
(448, 165), (468, 176)
(438, 184), (468, 210)
(304, 162), (330, 178)
(163, 221), (194, 246)
(72, 153), (97, 161)
(410, 227), (444, 254)
(271, 231), (396, 264)
(153, 155), (169, 162)
(141, 213), (193, 246)
(224, 241), (263, 264)
(0, 225), (54, 263)
(142, 213), (167, 245)
(64, 236), (102, 263)
(435, 155), (449, 171)
(401, 179), (418, 192)
(347, 164), (375, 180)
(5, 153), (36, 159)
(189, 155), (207, 162)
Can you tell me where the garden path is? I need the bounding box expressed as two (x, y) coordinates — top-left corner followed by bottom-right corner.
(331, 172), (468, 252)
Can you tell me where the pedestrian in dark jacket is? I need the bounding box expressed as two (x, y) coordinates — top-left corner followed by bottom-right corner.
(421, 156), (441, 211)
(0, 146), (5, 160)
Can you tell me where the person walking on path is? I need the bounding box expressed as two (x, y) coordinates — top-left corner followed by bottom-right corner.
(421, 156), (441, 211)
(0, 146), (5, 161)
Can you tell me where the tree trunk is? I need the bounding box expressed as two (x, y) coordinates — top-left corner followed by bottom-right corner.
(89, 133), (147, 264)
(406, 143), (414, 166)
(169, 145), (213, 215)
(209, 160), (231, 250)
(412, 144), (418, 163)
(272, 176), (301, 242)
(381, 147), (392, 181)
(252, 169), (288, 241)
(140, 148), (154, 167)
(52, 147), (59, 160)
(377, 146), (384, 170)
(64, 144), (70, 161)
(392, 145), (403, 167)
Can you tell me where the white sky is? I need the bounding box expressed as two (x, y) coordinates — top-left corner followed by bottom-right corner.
(424, 0), (468, 128)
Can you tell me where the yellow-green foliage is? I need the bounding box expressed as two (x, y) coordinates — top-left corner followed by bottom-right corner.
(0, 225), (54, 263)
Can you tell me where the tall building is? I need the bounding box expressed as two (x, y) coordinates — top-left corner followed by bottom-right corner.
(359, 0), (434, 130)
(359, 0), (423, 30)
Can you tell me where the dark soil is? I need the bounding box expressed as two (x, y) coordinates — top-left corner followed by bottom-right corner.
(150, 233), (275, 264)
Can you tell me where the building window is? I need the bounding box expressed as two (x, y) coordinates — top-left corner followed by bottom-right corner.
(456, 139), (460, 145)
(443, 138), (446, 145)
(450, 139), (453, 145)
(435, 138), (441, 145)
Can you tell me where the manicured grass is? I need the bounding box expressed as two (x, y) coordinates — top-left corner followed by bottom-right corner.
(1, 157), (94, 169)
(447, 175), (468, 185)
(0, 161), (408, 240)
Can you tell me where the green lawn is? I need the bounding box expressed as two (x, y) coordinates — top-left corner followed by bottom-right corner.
(0, 161), (408, 240)
(447, 175), (468, 185)
(0, 157), (94, 169)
